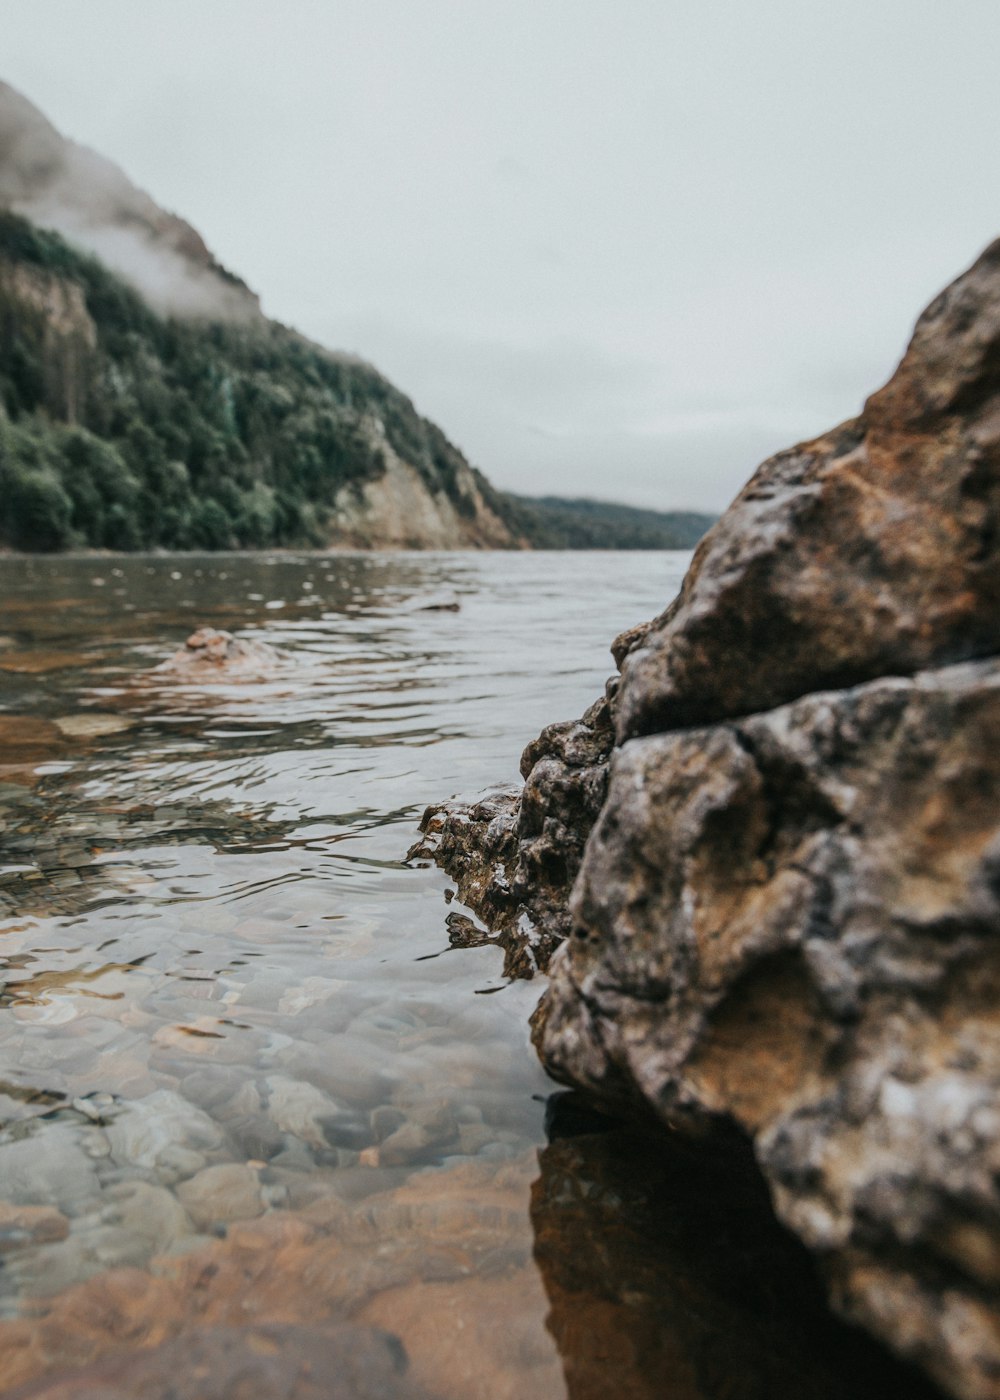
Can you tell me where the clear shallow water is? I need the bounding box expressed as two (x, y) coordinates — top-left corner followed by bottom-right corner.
(0, 552), (944, 1400)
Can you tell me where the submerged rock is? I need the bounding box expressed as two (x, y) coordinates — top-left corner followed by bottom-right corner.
(3, 1323), (432, 1400)
(423, 239), (1000, 1398)
(153, 628), (284, 679)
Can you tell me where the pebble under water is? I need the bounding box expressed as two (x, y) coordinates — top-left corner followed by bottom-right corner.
(0, 551), (947, 1400)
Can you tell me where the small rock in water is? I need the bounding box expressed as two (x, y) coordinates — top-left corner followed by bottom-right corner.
(277, 976), (347, 1016)
(0, 1203), (69, 1253)
(1, 1322), (433, 1400)
(52, 714), (133, 740)
(152, 627), (284, 680)
(0, 1126), (101, 1213)
(265, 1075), (343, 1152)
(105, 1090), (223, 1182)
(100, 1181), (194, 1253)
(176, 1164), (265, 1231)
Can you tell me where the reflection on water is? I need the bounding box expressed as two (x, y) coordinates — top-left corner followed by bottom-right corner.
(0, 552), (942, 1399)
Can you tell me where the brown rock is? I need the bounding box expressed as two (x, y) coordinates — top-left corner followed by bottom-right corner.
(615, 241), (1000, 740)
(2, 1323), (432, 1400)
(420, 238), (1000, 1398)
(412, 694), (615, 974)
(534, 660), (1000, 1398)
(152, 628), (283, 680)
(0, 1204), (69, 1252)
(176, 1164), (265, 1230)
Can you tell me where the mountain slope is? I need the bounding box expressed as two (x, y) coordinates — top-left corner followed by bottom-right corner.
(503, 495), (715, 549)
(0, 80), (714, 554)
(0, 79), (260, 324)
(0, 211), (519, 550)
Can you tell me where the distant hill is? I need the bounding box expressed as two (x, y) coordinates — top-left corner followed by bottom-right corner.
(0, 210), (521, 551)
(0, 79), (713, 554)
(503, 495), (715, 549)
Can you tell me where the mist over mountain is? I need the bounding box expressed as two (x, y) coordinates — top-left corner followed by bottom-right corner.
(0, 80), (260, 324)
(0, 79), (714, 553)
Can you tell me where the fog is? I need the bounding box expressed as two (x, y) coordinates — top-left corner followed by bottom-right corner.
(3, 1), (1000, 511)
(0, 81), (260, 323)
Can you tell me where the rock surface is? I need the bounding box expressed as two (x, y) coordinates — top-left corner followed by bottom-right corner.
(152, 628), (284, 679)
(3, 1323), (432, 1400)
(615, 237), (1000, 740)
(412, 694), (615, 977)
(424, 239), (1000, 1398)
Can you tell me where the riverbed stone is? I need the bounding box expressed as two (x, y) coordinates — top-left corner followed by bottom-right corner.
(2, 1322), (434, 1400)
(265, 1075), (344, 1152)
(0, 1126), (101, 1214)
(152, 628), (284, 680)
(99, 1182), (194, 1254)
(105, 1090), (223, 1183)
(175, 1164), (265, 1230)
(0, 1205), (69, 1253)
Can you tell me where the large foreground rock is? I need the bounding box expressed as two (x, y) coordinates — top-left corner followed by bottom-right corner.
(424, 238), (1000, 1398)
(616, 237), (1000, 739)
(536, 659), (1000, 1397)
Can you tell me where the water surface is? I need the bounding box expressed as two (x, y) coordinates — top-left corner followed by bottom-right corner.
(0, 552), (943, 1400)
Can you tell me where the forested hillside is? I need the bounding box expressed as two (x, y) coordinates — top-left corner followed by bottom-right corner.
(0, 211), (517, 551)
(0, 78), (717, 555)
(505, 494), (715, 549)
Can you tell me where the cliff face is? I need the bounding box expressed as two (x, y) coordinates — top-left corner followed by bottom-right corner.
(420, 241), (1000, 1398)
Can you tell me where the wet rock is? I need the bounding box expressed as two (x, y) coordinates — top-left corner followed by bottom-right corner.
(371, 1106), (407, 1143)
(51, 714), (133, 740)
(8, 1219), (153, 1298)
(378, 1102), (459, 1168)
(105, 1089), (223, 1183)
(176, 1164), (265, 1230)
(276, 1039), (392, 1109)
(153, 628), (284, 680)
(265, 1075), (345, 1152)
(538, 659), (1000, 1395)
(422, 240), (1000, 1398)
(180, 1068), (261, 1120)
(413, 696), (614, 976)
(410, 787), (520, 931)
(0, 1156), (546, 1396)
(226, 1112), (286, 1162)
(319, 1111), (374, 1153)
(99, 1183), (194, 1254)
(0, 1126), (101, 1214)
(615, 240), (1000, 739)
(278, 976), (347, 1017)
(0, 717), (67, 770)
(3, 1322), (433, 1400)
(0, 1204), (69, 1253)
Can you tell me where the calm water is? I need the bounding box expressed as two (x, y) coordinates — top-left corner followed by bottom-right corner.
(0, 552), (942, 1400)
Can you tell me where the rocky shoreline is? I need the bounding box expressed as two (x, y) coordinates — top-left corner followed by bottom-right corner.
(418, 240), (1000, 1399)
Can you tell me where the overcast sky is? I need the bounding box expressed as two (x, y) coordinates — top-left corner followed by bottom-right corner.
(4, 1), (1000, 511)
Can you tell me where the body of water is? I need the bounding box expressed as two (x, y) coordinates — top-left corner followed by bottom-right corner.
(0, 552), (940, 1400)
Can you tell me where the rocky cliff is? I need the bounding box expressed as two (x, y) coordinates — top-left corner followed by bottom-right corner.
(418, 240), (1000, 1398)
